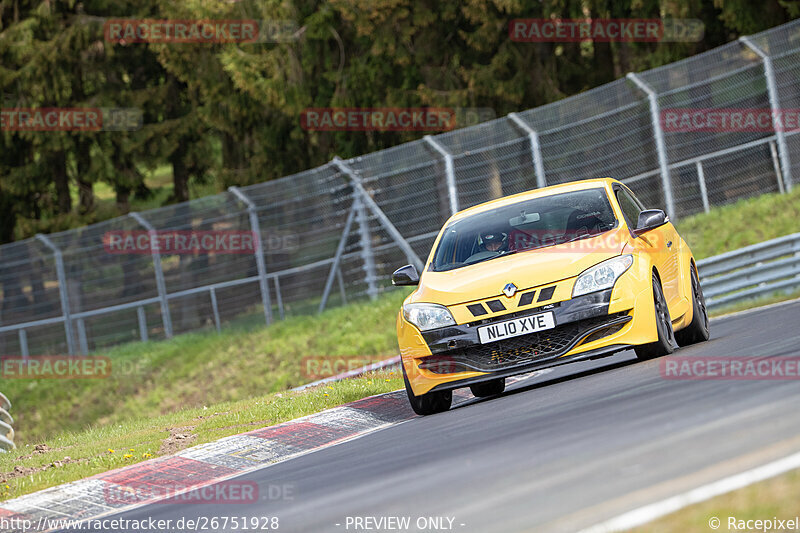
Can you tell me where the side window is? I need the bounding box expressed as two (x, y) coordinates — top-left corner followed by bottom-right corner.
(616, 188), (641, 228)
(624, 187), (647, 211)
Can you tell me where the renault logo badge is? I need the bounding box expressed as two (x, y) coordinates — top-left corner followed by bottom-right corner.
(502, 283), (517, 298)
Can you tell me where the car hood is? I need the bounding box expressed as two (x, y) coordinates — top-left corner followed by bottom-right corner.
(411, 229), (628, 307)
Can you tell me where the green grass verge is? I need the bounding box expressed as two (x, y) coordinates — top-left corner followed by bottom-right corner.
(628, 467), (800, 532)
(0, 373), (403, 502)
(708, 289), (800, 318)
(2, 288), (411, 443)
(674, 187), (800, 260)
(674, 187), (800, 316)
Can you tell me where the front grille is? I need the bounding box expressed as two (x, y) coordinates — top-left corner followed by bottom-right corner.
(419, 313), (630, 374)
(467, 303), (488, 317)
(538, 286), (556, 301)
(485, 299), (506, 312)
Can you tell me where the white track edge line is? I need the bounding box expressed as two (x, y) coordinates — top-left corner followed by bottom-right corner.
(577, 448), (800, 533)
(710, 296), (800, 322)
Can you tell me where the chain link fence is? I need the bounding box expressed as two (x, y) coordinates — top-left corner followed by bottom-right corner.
(1, 20), (799, 356)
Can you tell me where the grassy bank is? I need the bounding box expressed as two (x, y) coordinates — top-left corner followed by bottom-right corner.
(0, 373), (403, 502)
(674, 187), (800, 260)
(2, 288), (411, 443)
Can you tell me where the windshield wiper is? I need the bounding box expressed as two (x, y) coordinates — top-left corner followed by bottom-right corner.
(463, 248), (518, 267)
(495, 249), (518, 257)
(561, 232), (595, 245)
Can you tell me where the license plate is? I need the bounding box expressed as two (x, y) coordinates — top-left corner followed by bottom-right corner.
(477, 312), (556, 344)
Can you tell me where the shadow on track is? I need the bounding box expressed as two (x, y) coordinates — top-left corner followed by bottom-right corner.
(449, 351), (641, 411)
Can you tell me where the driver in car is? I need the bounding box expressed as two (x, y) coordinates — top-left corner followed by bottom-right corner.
(480, 232), (508, 253)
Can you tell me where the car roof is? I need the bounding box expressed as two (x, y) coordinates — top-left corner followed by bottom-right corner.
(448, 177), (620, 223)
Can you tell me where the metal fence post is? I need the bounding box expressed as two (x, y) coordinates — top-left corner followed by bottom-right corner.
(740, 36), (793, 192)
(354, 193), (378, 300)
(273, 277), (285, 320)
(337, 269), (347, 305)
(423, 135), (459, 214)
(35, 234), (76, 355)
(627, 72), (676, 220)
(508, 113), (547, 189)
(209, 288), (221, 333)
(228, 187), (273, 325)
(769, 141), (787, 194)
(76, 318), (88, 354)
(137, 306), (148, 342)
(332, 157), (424, 273)
(18, 329), (29, 358)
(319, 200), (358, 313)
(129, 213), (173, 338)
(695, 161), (711, 213)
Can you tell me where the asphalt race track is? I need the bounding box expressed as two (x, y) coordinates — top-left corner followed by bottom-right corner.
(66, 300), (800, 533)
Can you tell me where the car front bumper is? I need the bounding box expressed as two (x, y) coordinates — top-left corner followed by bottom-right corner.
(399, 269), (658, 396)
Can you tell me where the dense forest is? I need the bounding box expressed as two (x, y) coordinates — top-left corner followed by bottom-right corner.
(0, 0), (797, 244)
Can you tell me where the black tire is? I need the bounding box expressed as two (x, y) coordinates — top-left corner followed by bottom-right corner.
(403, 366), (452, 416)
(470, 378), (505, 398)
(675, 265), (710, 346)
(635, 273), (676, 361)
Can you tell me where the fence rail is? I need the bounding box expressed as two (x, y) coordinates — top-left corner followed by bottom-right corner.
(1, 20), (799, 356)
(698, 232), (800, 309)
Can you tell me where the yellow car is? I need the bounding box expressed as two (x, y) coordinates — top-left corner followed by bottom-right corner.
(392, 178), (709, 415)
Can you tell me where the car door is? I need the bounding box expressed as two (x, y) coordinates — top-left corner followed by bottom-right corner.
(615, 186), (681, 310)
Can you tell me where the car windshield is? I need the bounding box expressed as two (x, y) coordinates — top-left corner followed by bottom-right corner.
(431, 188), (617, 272)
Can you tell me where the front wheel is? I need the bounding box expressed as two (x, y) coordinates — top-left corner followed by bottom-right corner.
(675, 265), (710, 346)
(635, 273), (676, 361)
(403, 365), (452, 416)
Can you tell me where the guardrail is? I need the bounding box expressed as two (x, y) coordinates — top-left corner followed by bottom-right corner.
(0, 392), (14, 452)
(698, 232), (800, 310)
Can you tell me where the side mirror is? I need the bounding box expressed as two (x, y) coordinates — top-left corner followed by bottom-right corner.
(391, 264), (419, 286)
(634, 209), (668, 234)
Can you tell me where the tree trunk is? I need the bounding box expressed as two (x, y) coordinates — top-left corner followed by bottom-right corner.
(115, 186), (131, 214)
(76, 139), (94, 213)
(169, 140), (190, 203)
(0, 188), (28, 319)
(53, 150), (71, 214)
(221, 131), (246, 188)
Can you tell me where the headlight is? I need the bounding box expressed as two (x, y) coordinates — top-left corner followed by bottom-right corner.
(403, 303), (456, 331)
(572, 254), (634, 297)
